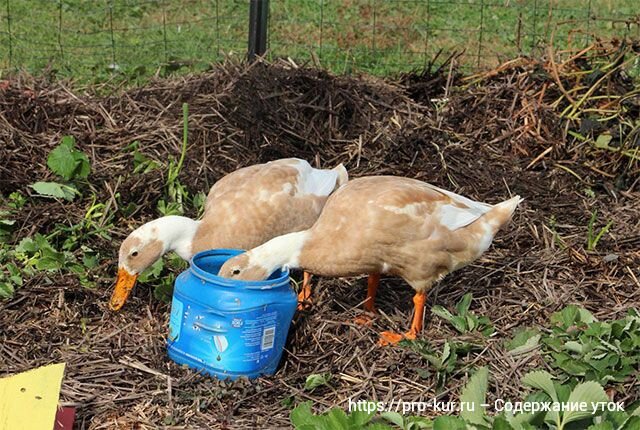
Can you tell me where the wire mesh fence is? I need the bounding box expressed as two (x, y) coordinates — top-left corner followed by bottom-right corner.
(0, 0), (638, 82)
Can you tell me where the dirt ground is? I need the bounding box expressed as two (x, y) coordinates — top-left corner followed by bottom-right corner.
(1, 47), (639, 428)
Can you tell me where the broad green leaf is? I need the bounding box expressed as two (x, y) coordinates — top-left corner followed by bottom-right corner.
(550, 305), (595, 329)
(564, 340), (585, 354)
(325, 407), (349, 429)
(522, 370), (560, 425)
(504, 410), (535, 430)
(594, 133), (613, 149)
(577, 308), (597, 324)
(30, 181), (78, 201)
(304, 373), (332, 391)
(138, 259), (164, 282)
(432, 305), (454, 322)
(456, 293), (473, 315)
(504, 327), (540, 351)
(47, 136), (90, 180)
(290, 402), (317, 430)
(15, 237), (37, 253)
(73, 150), (91, 179)
(82, 254), (99, 269)
(153, 278), (174, 303)
(405, 416), (433, 429)
(132, 147), (161, 174)
(381, 411), (404, 427)
(555, 383), (571, 403)
(625, 416), (640, 429)
(47, 138), (78, 180)
(506, 328), (541, 356)
(433, 416), (466, 430)
(0, 281), (15, 298)
(492, 416), (516, 430)
(35, 251), (65, 271)
(459, 367), (489, 426)
(552, 352), (589, 376)
(522, 371), (558, 401)
(562, 381), (608, 425)
(451, 316), (468, 333)
(441, 341), (452, 364)
(466, 314), (477, 331)
(349, 408), (376, 427)
(0, 218), (15, 226)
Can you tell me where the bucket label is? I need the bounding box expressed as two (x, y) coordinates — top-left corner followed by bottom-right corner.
(168, 297), (184, 342)
(240, 311), (279, 362)
(261, 326), (276, 351)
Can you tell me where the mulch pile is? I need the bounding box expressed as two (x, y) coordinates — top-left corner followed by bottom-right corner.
(1, 40), (639, 429)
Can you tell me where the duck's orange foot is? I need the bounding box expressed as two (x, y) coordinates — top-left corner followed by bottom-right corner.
(296, 272), (312, 311)
(352, 313), (375, 326)
(377, 330), (417, 346)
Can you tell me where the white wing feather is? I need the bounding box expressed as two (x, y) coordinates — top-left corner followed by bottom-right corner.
(293, 159), (339, 197)
(427, 184), (492, 231)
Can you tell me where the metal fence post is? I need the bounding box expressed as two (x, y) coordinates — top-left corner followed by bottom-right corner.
(248, 0), (269, 61)
(5, 0), (12, 67)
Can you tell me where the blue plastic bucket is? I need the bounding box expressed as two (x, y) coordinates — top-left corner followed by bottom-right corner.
(166, 249), (297, 380)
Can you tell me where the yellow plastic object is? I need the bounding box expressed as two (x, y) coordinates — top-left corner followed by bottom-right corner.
(0, 363), (66, 430)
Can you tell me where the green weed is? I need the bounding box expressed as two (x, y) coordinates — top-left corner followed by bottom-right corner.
(586, 210), (613, 252)
(30, 136), (91, 201)
(0, 211), (16, 243)
(157, 103), (189, 216)
(136, 253), (187, 303)
(400, 339), (460, 391)
(431, 293), (494, 336)
(543, 305), (640, 385)
(127, 141), (161, 174)
(304, 373), (333, 392)
(290, 401), (433, 430)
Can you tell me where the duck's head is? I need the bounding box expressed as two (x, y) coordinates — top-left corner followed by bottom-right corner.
(218, 252), (271, 281)
(109, 216), (200, 311)
(110, 226), (165, 311)
(219, 231), (308, 282)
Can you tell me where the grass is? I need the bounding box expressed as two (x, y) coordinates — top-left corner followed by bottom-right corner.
(0, 0), (638, 83)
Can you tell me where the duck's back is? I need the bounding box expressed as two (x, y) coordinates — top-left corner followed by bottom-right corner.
(310, 176), (490, 234)
(193, 159), (337, 252)
(298, 176), (498, 280)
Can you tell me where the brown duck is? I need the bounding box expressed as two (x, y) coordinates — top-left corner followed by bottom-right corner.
(218, 176), (522, 344)
(110, 158), (348, 310)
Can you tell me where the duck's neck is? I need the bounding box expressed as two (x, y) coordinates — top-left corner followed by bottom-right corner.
(248, 230), (310, 274)
(149, 216), (201, 261)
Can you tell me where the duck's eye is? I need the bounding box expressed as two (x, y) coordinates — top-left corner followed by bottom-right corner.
(131, 251), (139, 257)
(232, 269), (241, 275)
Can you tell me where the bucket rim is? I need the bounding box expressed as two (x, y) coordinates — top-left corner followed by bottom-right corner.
(189, 248), (290, 289)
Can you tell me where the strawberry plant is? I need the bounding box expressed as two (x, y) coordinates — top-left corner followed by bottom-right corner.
(542, 306), (640, 384)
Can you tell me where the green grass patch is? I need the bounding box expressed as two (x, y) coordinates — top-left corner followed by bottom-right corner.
(0, 0), (638, 83)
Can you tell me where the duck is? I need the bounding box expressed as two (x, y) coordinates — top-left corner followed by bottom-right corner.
(218, 176), (522, 345)
(110, 158), (348, 311)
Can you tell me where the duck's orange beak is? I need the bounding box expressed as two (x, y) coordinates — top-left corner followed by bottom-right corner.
(109, 268), (138, 311)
